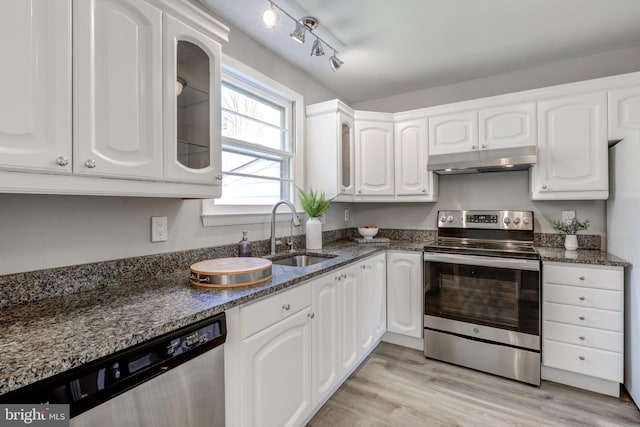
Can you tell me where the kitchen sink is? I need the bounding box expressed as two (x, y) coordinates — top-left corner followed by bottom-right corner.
(270, 253), (338, 267)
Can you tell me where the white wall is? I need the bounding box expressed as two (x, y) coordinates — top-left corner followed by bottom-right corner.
(350, 170), (606, 236)
(353, 45), (640, 112)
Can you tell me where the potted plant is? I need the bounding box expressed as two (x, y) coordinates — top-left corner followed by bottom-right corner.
(297, 187), (335, 250)
(551, 217), (590, 250)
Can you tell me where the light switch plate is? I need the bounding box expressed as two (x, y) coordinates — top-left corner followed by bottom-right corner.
(562, 210), (576, 223)
(151, 217), (168, 242)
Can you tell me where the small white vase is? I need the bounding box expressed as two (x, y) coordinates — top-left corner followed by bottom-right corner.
(306, 217), (322, 250)
(564, 234), (578, 251)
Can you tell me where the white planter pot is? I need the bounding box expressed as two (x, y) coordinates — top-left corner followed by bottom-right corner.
(305, 217), (322, 250)
(564, 234), (578, 251)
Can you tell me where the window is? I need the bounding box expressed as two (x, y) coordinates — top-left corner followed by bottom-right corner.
(202, 55), (304, 224)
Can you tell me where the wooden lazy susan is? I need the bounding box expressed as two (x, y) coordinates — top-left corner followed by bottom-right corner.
(189, 257), (272, 288)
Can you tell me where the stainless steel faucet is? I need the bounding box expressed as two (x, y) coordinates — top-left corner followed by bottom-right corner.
(271, 200), (301, 255)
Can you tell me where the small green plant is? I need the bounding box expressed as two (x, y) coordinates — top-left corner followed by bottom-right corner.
(297, 187), (334, 218)
(551, 218), (590, 235)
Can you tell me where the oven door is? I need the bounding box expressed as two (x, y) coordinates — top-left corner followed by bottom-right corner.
(424, 252), (540, 350)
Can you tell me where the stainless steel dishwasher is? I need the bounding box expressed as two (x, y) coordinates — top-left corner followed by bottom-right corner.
(1, 313), (226, 427)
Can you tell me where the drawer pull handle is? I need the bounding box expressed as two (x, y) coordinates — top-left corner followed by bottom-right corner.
(579, 296), (585, 301)
(579, 316), (585, 320)
(282, 304), (291, 311)
(579, 276), (585, 281)
(579, 336), (585, 340)
(579, 356), (585, 361)
(308, 312), (315, 319)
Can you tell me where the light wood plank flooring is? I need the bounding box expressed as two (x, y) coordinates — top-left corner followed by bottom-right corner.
(308, 342), (640, 427)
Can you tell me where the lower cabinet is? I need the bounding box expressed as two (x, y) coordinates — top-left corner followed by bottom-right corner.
(541, 261), (624, 396)
(386, 251), (423, 339)
(225, 253), (387, 427)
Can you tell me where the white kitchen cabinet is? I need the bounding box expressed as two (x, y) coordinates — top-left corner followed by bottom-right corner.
(386, 251), (423, 339)
(531, 91), (608, 200)
(609, 85), (640, 141)
(355, 112), (395, 196)
(74, 0), (163, 179)
(163, 14), (222, 186)
(541, 262), (624, 397)
(478, 102), (536, 150)
(428, 110), (477, 155)
(0, 0), (71, 174)
(306, 100), (355, 200)
(359, 253), (387, 351)
(337, 265), (360, 377)
(394, 117), (437, 200)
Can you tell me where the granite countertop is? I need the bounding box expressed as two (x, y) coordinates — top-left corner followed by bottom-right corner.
(0, 240), (423, 396)
(535, 247), (630, 267)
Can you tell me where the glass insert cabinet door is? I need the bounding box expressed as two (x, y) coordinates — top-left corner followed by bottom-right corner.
(163, 14), (221, 185)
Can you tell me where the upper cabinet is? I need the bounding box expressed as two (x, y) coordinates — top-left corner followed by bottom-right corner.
(394, 116), (437, 199)
(354, 111), (395, 196)
(609, 85), (640, 141)
(531, 91), (608, 200)
(0, 0), (72, 174)
(479, 102), (536, 150)
(0, 0), (228, 197)
(305, 100), (355, 201)
(428, 111), (477, 155)
(74, 0), (163, 179)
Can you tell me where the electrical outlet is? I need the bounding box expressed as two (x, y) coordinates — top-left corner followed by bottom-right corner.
(151, 217), (168, 242)
(562, 210), (576, 224)
(344, 209), (350, 222)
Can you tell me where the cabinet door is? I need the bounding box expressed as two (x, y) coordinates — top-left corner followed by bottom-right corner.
(386, 251), (423, 338)
(311, 275), (339, 407)
(0, 0), (71, 173)
(74, 0), (162, 179)
(338, 113), (355, 196)
(395, 118), (429, 196)
(371, 254), (388, 341)
(359, 254), (387, 352)
(338, 265), (359, 376)
(428, 111), (477, 155)
(241, 308), (312, 427)
(531, 92), (608, 200)
(479, 102), (536, 150)
(355, 120), (394, 195)
(609, 86), (640, 141)
(163, 14), (221, 185)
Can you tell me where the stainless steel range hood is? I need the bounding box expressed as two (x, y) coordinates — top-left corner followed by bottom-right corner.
(427, 146), (537, 175)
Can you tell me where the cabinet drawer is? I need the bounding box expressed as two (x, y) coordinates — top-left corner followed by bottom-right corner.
(543, 321), (623, 353)
(543, 283), (622, 311)
(543, 339), (623, 382)
(543, 263), (623, 291)
(543, 302), (623, 332)
(240, 283), (312, 339)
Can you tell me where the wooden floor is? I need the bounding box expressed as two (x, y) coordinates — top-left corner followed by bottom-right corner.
(308, 342), (640, 427)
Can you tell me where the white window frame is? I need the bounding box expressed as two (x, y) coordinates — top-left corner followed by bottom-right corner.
(202, 54), (305, 227)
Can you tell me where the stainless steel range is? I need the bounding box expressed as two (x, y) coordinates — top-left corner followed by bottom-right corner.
(423, 210), (541, 386)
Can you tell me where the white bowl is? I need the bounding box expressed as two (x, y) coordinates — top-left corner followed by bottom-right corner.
(357, 226), (379, 239)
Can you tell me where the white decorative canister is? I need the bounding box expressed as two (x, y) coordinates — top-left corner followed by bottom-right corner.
(564, 234), (578, 251)
(306, 217), (322, 250)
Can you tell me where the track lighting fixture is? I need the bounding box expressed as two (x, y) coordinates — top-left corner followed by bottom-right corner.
(261, 1), (343, 71)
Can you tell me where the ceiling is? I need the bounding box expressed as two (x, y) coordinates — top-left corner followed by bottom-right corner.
(199, 0), (640, 104)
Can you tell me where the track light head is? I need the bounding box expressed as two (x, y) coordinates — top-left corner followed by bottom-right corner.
(329, 53), (343, 72)
(290, 21), (306, 43)
(311, 38), (325, 56)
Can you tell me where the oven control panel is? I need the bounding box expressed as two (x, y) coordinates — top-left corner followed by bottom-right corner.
(438, 210), (533, 230)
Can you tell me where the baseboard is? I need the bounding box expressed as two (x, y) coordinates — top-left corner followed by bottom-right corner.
(542, 365), (620, 397)
(381, 331), (424, 351)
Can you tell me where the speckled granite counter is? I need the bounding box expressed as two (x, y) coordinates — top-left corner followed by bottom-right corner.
(0, 240), (425, 396)
(536, 247), (630, 267)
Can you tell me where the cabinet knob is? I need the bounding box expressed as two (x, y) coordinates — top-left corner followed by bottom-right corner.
(422, 189), (426, 193)
(308, 312), (315, 319)
(579, 276), (585, 281)
(358, 190), (362, 194)
(335, 276), (341, 282)
(282, 303), (291, 311)
(471, 145), (476, 150)
(542, 184), (547, 190)
(579, 316), (585, 320)
(84, 159), (96, 169)
(215, 174), (223, 181)
(579, 336), (585, 341)
(481, 144), (487, 149)
(579, 296), (585, 301)
(55, 156), (69, 167)
(578, 356), (585, 361)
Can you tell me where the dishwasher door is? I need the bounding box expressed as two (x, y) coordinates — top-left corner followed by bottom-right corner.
(70, 345), (224, 427)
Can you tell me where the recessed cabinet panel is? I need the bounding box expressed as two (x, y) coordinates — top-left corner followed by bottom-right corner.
(0, 0), (71, 173)
(479, 102), (536, 150)
(341, 121), (353, 192)
(74, 0), (162, 179)
(355, 120), (394, 195)
(164, 14), (221, 184)
(428, 111), (477, 155)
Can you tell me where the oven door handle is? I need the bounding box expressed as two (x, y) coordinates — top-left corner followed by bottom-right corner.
(423, 252), (540, 271)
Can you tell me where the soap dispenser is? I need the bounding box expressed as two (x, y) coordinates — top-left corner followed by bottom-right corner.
(237, 230), (252, 257)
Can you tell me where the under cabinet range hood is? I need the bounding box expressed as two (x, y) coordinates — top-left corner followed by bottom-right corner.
(427, 146), (537, 175)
